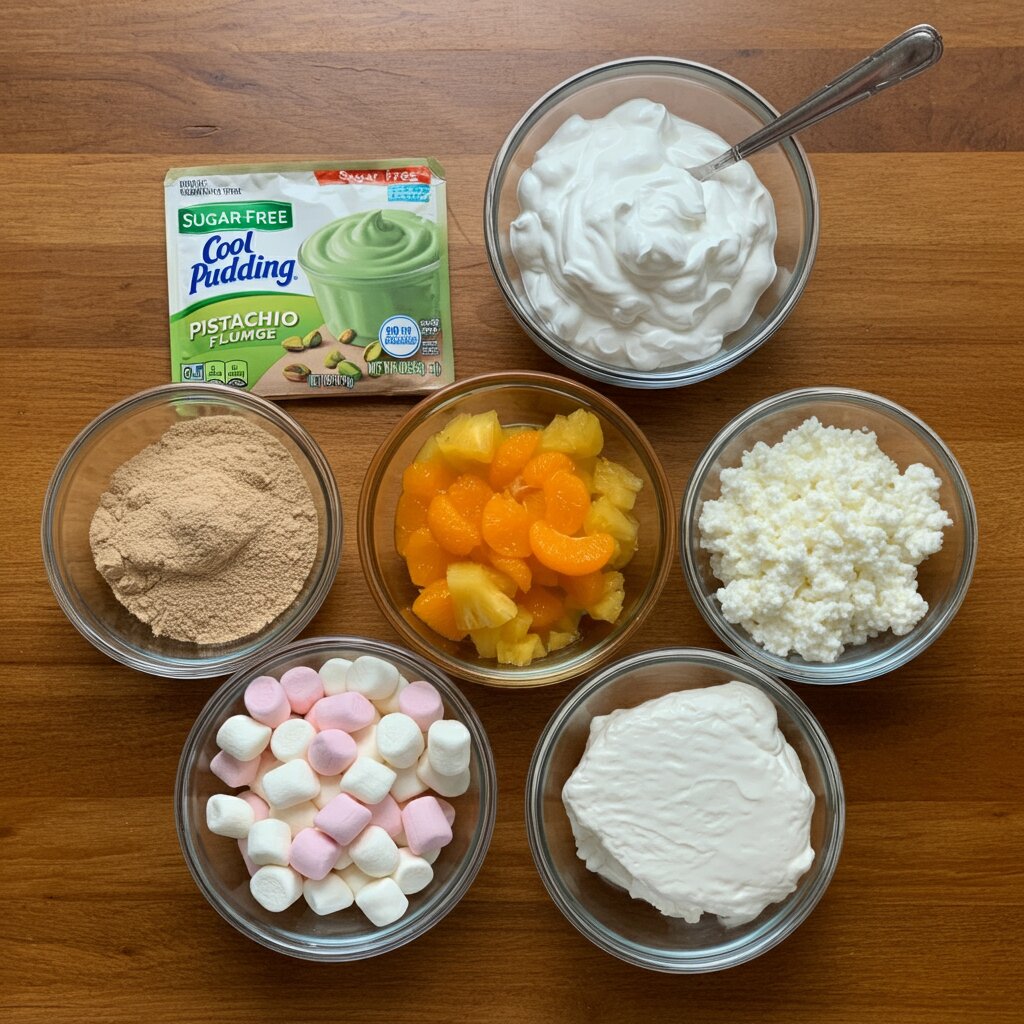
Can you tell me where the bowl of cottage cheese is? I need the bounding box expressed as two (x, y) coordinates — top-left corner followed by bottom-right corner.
(525, 647), (844, 972)
(484, 57), (818, 388)
(681, 387), (978, 685)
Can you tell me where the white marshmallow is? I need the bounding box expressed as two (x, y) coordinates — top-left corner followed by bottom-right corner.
(262, 758), (320, 809)
(346, 655), (400, 702)
(416, 751), (471, 798)
(206, 794), (255, 838)
(390, 765), (429, 803)
(313, 775), (343, 809)
(272, 800), (318, 836)
(375, 675), (410, 715)
(319, 657), (352, 695)
(392, 848), (434, 895)
(250, 864), (303, 912)
(376, 713), (425, 769)
(216, 715), (271, 762)
(333, 846), (353, 871)
(246, 817), (292, 866)
(303, 873), (354, 915)
(270, 718), (316, 762)
(349, 825), (400, 878)
(337, 863), (373, 895)
(249, 753), (282, 801)
(355, 877), (409, 926)
(353, 724), (382, 763)
(422, 846), (440, 865)
(341, 757), (396, 805)
(427, 719), (471, 776)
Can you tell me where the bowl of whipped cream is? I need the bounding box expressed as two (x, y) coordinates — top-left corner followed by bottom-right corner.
(485, 57), (818, 388)
(525, 648), (844, 972)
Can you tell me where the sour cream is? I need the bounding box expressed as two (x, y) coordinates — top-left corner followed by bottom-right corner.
(510, 99), (778, 371)
(562, 681), (815, 926)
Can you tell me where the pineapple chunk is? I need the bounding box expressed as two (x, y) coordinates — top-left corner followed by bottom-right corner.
(588, 571), (625, 623)
(585, 496), (639, 569)
(546, 629), (578, 653)
(436, 411), (502, 464)
(415, 434), (444, 464)
(447, 562), (518, 632)
(593, 457), (643, 510)
(469, 627), (499, 659)
(469, 610), (533, 658)
(497, 633), (546, 666)
(540, 409), (604, 458)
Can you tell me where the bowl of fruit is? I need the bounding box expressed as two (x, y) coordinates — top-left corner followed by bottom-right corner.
(359, 372), (674, 687)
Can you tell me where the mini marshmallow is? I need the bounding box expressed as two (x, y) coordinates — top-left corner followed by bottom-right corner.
(238, 790), (269, 822)
(274, 800), (319, 837)
(262, 758), (320, 809)
(319, 657), (353, 695)
(303, 873), (354, 915)
(270, 718), (316, 762)
(349, 825), (400, 878)
(216, 715), (271, 762)
(392, 848), (434, 895)
(289, 827), (341, 880)
(375, 675), (410, 715)
(427, 719), (471, 776)
(250, 864), (303, 912)
(313, 775), (343, 809)
(337, 863), (373, 895)
(312, 692), (375, 733)
(333, 846), (353, 871)
(398, 680), (444, 731)
(376, 713), (425, 769)
(341, 757), (396, 805)
(280, 665), (324, 714)
(238, 838), (259, 876)
(247, 817), (292, 866)
(415, 751), (471, 798)
(421, 846), (440, 865)
(436, 798), (457, 826)
(353, 724), (382, 763)
(206, 794), (255, 838)
(346, 655), (400, 702)
(210, 750), (260, 789)
(249, 752), (282, 801)
(244, 675), (291, 728)
(366, 794), (403, 838)
(401, 796), (453, 856)
(307, 729), (357, 776)
(355, 877), (408, 926)
(314, 793), (372, 845)
(390, 765), (429, 803)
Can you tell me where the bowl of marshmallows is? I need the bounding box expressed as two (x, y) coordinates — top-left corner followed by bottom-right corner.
(175, 636), (497, 960)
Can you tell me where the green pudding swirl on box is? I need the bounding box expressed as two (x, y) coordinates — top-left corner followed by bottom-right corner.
(164, 161), (455, 399)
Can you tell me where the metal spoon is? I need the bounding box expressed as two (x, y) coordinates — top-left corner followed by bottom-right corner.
(688, 25), (944, 182)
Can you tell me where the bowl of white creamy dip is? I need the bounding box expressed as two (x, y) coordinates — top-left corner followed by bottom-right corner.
(525, 648), (844, 972)
(485, 58), (818, 388)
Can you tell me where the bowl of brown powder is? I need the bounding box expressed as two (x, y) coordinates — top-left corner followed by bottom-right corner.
(42, 383), (342, 678)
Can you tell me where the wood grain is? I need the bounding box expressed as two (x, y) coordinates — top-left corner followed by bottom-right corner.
(1, 2), (1022, 1021)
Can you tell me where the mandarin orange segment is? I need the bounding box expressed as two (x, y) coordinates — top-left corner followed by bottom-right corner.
(445, 474), (494, 530)
(488, 429), (541, 489)
(529, 520), (615, 576)
(542, 469), (591, 534)
(560, 570), (607, 610)
(481, 492), (533, 558)
(395, 493), (429, 556)
(404, 527), (450, 587)
(519, 488), (547, 524)
(519, 585), (566, 632)
(521, 451), (575, 489)
(527, 555), (560, 588)
(486, 552), (532, 593)
(402, 458), (456, 503)
(427, 493), (480, 556)
(412, 579), (467, 642)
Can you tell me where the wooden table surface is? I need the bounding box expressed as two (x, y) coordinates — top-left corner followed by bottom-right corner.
(3, 1), (1022, 1021)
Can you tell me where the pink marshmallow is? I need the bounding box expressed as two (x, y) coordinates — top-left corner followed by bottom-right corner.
(238, 838), (259, 876)
(210, 750), (260, 789)
(435, 798), (457, 826)
(289, 827), (341, 881)
(314, 793), (373, 846)
(244, 675), (291, 728)
(281, 666), (324, 715)
(365, 794), (403, 838)
(398, 680), (444, 731)
(238, 790), (269, 822)
(401, 796), (453, 856)
(311, 692), (375, 733)
(307, 729), (357, 776)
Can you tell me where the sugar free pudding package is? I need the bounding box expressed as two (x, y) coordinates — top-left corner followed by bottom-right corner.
(164, 160), (455, 398)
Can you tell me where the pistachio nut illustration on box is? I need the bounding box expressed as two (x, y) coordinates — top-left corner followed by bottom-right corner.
(164, 161), (455, 398)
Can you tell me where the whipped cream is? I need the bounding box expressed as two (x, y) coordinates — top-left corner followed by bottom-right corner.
(510, 99), (777, 371)
(562, 681), (814, 926)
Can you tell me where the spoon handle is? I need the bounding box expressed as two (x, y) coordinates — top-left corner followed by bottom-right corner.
(692, 25), (943, 181)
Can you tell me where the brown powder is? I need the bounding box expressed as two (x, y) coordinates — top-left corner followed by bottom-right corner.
(89, 415), (319, 645)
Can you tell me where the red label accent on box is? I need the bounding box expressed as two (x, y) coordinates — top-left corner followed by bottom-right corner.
(314, 166), (431, 186)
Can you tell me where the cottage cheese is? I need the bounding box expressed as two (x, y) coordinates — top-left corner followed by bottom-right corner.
(563, 681), (815, 926)
(699, 417), (952, 663)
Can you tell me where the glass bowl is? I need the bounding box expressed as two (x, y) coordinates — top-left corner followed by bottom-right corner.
(175, 636), (497, 960)
(358, 371), (674, 687)
(681, 388), (978, 685)
(484, 56), (818, 389)
(526, 647), (844, 972)
(41, 383), (342, 679)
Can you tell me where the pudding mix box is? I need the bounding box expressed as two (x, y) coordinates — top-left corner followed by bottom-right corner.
(164, 160), (455, 398)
